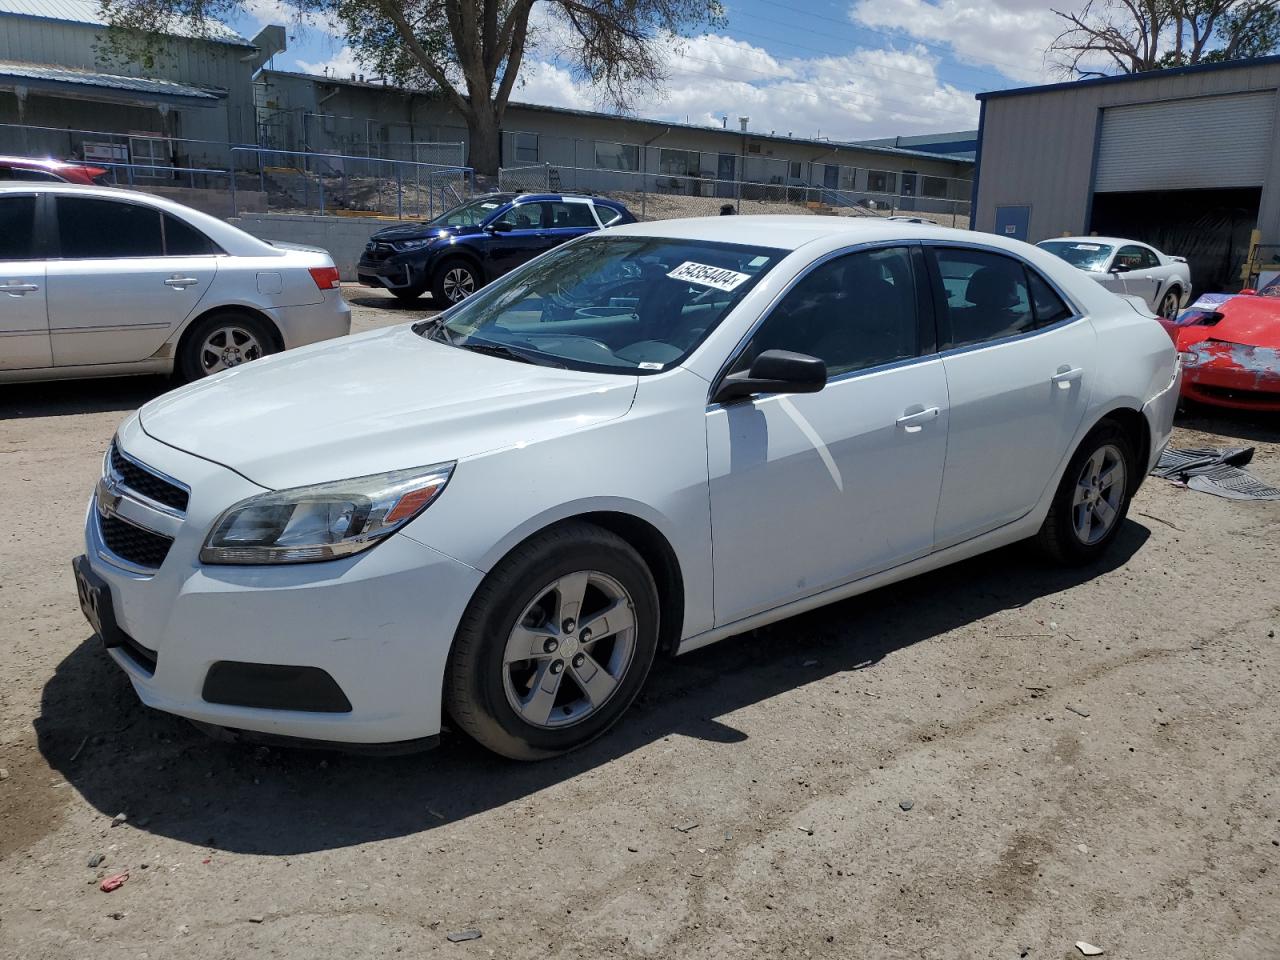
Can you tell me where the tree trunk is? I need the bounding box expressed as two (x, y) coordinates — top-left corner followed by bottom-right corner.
(465, 104), (502, 178)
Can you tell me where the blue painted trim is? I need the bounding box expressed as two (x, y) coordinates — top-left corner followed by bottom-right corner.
(969, 98), (986, 232)
(975, 54), (1280, 101)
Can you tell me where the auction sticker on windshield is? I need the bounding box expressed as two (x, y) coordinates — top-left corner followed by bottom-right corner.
(667, 261), (751, 291)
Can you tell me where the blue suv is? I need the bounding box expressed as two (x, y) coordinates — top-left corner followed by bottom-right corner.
(358, 193), (636, 304)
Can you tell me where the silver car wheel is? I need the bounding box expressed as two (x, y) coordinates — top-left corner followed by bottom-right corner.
(442, 267), (476, 303)
(1158, 289), (1180, 319)
(501, 570), (637, 729)
(1071, 443), (1127, 545)
(199, 325), (264, 374)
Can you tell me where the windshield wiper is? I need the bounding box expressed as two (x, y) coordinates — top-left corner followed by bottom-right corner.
(413, 315), (456, 345)
(458, 339), (566, 368)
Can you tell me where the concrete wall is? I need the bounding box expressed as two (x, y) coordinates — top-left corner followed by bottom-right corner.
(134, 185), (266, 217)
(228, 212), (409, 280)
(974, 59), (1280, 242)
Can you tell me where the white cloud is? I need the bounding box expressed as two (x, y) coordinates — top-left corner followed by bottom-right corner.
(850, 0), (1061, 83)
(294, 46), (368, 80)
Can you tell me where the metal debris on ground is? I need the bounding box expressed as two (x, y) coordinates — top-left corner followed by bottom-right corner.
(1075, 941), (1104, 956)
(1066, 704), (1091, 718)
(673, 821), (699, 833)
(899, 799), (914, 812)
(446, 929), (482, 943)
(1152, 447), (1280, 500)
(797, 825), (814, 835)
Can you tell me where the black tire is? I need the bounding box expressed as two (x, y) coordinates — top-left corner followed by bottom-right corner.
(176, 310), (278, 382)
(430, 258), (481, 305)
(444, 521), (660, 760)
(1036, 421), (1137, 565)
(1157, 286), (1181, 319)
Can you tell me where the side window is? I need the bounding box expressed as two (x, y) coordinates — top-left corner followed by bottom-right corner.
(163, 214), (220, 255)
(737, 246), (919, 378)
(492, 202), (544, 231)
(0, 195), (38, 261)
(1138, 246), (1161, 269)
(1115, 245), (1147, 271)
(56, 197), (163, 258)
(934, 247), (1034, 347)
(1027, 269), (1073, 326)
(547, 202), (596, 229)
(593, 204), (622, 226)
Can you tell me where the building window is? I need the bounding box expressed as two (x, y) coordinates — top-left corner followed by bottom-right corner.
(867, 170), (896, 193)
(513, 132), (539, 164)
(594, 141), (640, 171)
(659, 148), (700, 177)
(788, 160), (802, 179)
(921, 176), (949, 198)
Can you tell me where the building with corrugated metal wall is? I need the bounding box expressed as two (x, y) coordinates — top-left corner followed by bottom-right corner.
(972, 56), (1280, 292)
(0, 0), (282, 168)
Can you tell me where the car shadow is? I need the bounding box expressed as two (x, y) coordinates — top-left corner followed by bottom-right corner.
(0, 376), (172, 421)
(35, 523), (1149, 855)
(1175, 405), (1280, 444)
(344, 294), (438, 311)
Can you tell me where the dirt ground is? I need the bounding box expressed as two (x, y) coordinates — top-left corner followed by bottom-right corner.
(1, 289), (1278, 960)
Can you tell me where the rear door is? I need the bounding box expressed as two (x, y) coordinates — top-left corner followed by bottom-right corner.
(46, 195), (218, 366)
(543, 200), (598, 248)
(929, 245), (1095, 548)
(0, 192), (51, 370)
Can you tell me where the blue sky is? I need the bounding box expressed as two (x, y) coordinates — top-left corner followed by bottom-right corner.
(229, 0), (1067, 140)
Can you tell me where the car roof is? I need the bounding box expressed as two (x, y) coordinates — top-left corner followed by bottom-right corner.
(0, 155), (88, 170)
(510, 192), (623, 206)
(604, 215), (986, 252)
(1042, 236), (1149, 248)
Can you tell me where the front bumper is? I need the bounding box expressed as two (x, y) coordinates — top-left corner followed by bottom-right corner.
(81, 422), (483, 745)
(357, 252), (425, 290)
(1180, 344), (1280, 411)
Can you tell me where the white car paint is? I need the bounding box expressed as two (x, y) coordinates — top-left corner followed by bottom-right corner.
(0, 183), (351, 382)
(1037, 236), (1192, 317)
(79, 216), (1180, 748)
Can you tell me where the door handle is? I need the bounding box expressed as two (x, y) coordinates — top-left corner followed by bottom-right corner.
(1051, 366), (1084, 389)
(896, 405), (940, 432)
(164, 276), (200, 288)
(0, 282), (39, 294)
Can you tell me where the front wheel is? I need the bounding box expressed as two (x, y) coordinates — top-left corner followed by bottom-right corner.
(444, 522), (660, 760)
(431, 259), (481, 305)
(1035, 422), (1136, 564)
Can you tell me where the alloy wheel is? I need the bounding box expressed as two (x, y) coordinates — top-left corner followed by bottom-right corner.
(199, 325), (264, 374)
(442, 267), (476, 303)
(501, 570), (637, 729)
(1071, 443), (1127, 545)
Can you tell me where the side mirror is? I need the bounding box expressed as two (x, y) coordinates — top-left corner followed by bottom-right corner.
(486, 221), (514, 233)
(713, 349), (827, 404)
(1109, 262), (1131, 274)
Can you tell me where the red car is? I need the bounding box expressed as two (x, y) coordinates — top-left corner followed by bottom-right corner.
(0, 155), (110, 185)
(1157, 288), (1280, 411)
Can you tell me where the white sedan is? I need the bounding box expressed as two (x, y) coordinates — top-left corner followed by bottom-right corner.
(1037, 236), (1191, 319)
(75, 217), (1180, 759)
(0, 183), (350, 383)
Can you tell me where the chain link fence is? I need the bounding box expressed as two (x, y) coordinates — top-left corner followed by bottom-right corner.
(498, 164), (971, 227)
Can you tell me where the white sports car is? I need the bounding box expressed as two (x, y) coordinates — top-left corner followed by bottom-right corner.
(76, 217), (1180, 759)
(0, 184), (351, 383)
(1037, 237), (1191, 319)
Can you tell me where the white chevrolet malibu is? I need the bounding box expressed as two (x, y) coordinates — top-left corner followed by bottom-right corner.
(0, 184), (350, 383)
(75, 217), (1180, 759)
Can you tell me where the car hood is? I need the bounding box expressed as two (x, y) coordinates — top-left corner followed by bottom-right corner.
(138, 324), (639, 490)
(1172, 294), (1280, 350)
(369, 223), (482, 242)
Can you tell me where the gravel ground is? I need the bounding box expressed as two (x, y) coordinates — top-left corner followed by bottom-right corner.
(1, 289), (1278, 959)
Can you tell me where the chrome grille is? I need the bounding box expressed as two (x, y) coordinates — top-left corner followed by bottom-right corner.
(109, 443), (189, 513)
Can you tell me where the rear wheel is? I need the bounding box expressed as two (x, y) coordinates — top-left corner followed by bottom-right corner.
(431, 258), (480, 305)
(177, 311), (278, 382)
(1036, 421), (1136, 564)
(1157, 286), (1181, 319)
(444, 522), (659, 760)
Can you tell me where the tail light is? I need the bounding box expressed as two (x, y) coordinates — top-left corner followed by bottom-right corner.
(309, 266), (341, 290)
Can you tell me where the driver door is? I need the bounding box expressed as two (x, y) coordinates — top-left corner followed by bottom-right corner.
(706, 245), (949, 625)
(486, 201), (554, 275)
(1117, 244), (1162, 309)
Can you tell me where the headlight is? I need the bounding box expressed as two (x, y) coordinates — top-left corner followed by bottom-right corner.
(200, 463), (454, 565)
(393, 238), (434, 252)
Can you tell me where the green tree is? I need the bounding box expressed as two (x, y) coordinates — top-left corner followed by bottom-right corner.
(1050, 0), (1280, 77)
(99, 0), (723, 174)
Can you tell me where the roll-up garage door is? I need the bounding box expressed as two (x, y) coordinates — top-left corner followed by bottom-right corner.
(1094, 91), (1276, 192)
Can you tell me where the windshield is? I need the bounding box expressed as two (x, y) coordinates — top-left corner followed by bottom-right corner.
(428, 196), (509, 227)
(416, 235), (786, 373)
(1038, 241), (1114, 272)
